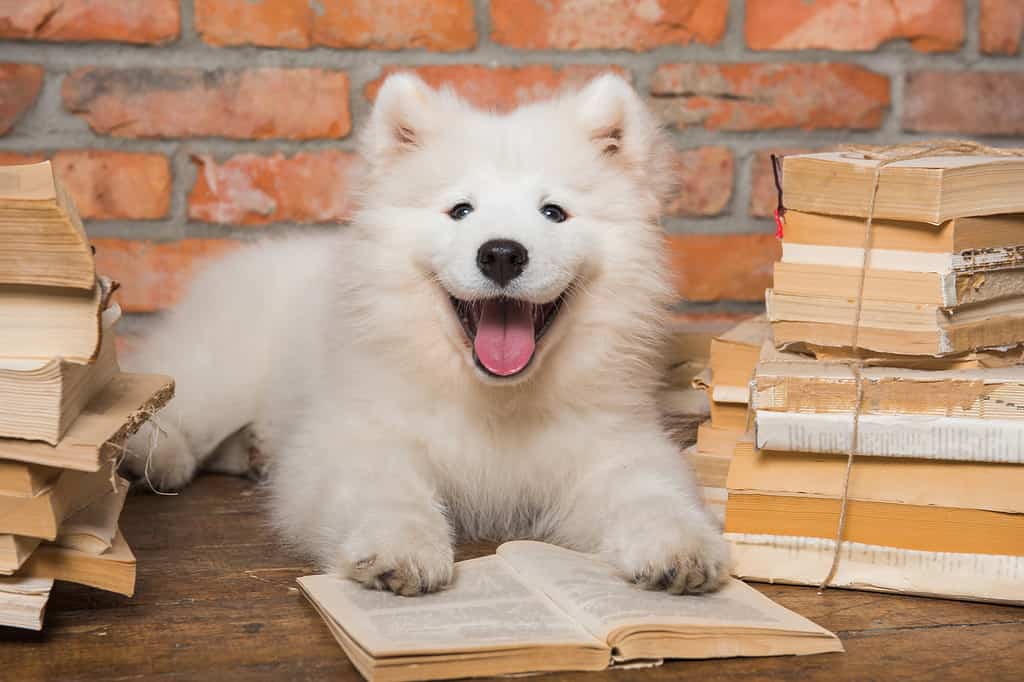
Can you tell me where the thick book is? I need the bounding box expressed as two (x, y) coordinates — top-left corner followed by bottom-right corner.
(728, 534), (1024, 605)
(708, 315), (768, 401)
(0, 276), (114, 364)
(0, 461), (116, 540)
(772, 260), (1024, 308)
(0, 303), (120, 444)
(299, 541), (841, 682)
(753, 346), (1024, 421)
(781, 209), (1024, 254)
(19, 528), (135, 597)
(728, 438), (1023, 514)
(725, 493), (1024, 557)
(767, 288), (1024, 356)
(0, 577), (53, 630)
(0, 372), (174, 471)
(0, 161), (94, 290)
(781, 152), (1024, 224)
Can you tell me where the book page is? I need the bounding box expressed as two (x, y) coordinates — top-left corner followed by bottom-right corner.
(497, 541), (833, 642)
(298, 555), (606, 658)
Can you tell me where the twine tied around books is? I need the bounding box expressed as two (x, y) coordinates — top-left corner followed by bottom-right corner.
(813, 139), (1024, 591)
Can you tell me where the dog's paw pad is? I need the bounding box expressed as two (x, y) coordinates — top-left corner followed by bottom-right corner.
(344, 546), (454, 596)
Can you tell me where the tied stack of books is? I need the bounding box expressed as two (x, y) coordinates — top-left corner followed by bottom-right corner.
(687, 316), (769, 525)
(0, 161), (174, 630)
(725, 148), (1024, 604)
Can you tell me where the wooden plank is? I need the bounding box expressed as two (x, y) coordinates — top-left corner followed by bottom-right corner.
(1, 475), (1022, 681)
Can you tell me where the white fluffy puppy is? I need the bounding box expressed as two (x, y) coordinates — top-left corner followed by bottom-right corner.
(123, 73), (728, 596)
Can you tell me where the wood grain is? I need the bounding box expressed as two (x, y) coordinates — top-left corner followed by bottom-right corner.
(1, 475), (1022, 680)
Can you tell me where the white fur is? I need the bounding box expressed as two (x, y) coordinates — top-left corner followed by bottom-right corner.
(123, 74), (728, 595)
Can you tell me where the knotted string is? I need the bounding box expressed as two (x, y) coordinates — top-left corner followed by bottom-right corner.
(808, 139), (1024, 590)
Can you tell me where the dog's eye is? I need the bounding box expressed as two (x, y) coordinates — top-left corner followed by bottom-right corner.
(448, 203), (474, 221)
(540, 204), (568, 223)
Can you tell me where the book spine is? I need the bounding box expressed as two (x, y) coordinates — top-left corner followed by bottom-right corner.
(754, 410), (1024, 463)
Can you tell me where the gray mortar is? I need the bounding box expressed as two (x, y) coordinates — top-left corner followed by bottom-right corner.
(0, 0), (1022, 319)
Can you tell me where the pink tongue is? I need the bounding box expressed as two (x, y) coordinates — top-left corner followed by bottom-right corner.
(474, 300), (536, 377)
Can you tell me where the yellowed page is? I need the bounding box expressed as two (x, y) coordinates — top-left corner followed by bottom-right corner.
(297, 555), (606, 659)
(496, 541), (837, 644)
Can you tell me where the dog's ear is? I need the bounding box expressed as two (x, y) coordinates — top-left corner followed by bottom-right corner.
(576, 74), (674, 210)
(362, 73), (438, 164)
(576, 74), (659, 163)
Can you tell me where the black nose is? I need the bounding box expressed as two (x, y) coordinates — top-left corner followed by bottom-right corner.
(477, 239), (528, 287)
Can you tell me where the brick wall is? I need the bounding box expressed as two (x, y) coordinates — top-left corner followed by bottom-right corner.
(1, 0), (1022, 329)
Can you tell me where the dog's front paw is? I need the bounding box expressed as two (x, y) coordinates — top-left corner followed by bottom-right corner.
(338, 522), (454, 596)
(120, 422), (197, 492)
(615, 516), (730, 595)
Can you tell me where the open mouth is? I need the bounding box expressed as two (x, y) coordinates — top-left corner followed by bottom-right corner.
(448, 294), (567, 378)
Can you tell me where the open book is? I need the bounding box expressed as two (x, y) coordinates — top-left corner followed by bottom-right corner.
(299, 541), (842, 682)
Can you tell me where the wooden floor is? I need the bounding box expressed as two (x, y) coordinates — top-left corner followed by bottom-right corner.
(1, 474), (1022, 681)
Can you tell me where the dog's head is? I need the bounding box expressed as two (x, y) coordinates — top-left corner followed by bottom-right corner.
(351, 73), (674, 389)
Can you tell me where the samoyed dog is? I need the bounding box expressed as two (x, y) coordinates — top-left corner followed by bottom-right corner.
(123, 73), (728, 596)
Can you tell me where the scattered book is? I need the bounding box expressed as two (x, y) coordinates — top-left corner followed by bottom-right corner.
(0, 303), (120, 444)
(300, 541), (841, 682)
(0, 161), (94, 290)
(0, 576), (53, 630)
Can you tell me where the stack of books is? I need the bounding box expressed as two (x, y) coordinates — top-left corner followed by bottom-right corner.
(0, 161), (174, 630)
(725, 149), (1024, 604)
(688, 316), (769, 525)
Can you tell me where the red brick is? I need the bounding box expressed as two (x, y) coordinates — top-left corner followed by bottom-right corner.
(651, 63), (890, 131)
(491, 0), (727, 50)
(745, 0), (963, 52)
(189, 151), (357, 226)
(195, 0), (475, 51)
(0, 63), (44, 135)
(0, 0), (179, 44)
(366, 65), (628, 112)
(53, 151), (171, 220)
(667, 233), (780, 302)
(666, 147), (733, 217)
(62, 68), (350, 140)
(904, 71), (1024, 135)
(980, 0), (1024, 54)
(91, 239), (240, 312)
